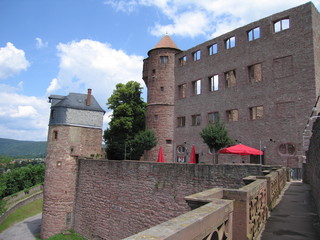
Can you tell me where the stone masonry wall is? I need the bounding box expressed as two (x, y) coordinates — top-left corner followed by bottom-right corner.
(41, 125), (103, 239)
(73, 160), (262, 240)
(305, 117), (320, 217)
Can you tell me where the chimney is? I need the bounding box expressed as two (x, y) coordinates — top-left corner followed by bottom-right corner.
(86, 89), (92, 106)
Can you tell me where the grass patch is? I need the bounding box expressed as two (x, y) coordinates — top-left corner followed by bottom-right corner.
(0, 198), (43, 233)
(36, 230), (87, 240)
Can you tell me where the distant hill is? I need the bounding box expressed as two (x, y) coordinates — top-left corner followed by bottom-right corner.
(0, 138), (47, 158)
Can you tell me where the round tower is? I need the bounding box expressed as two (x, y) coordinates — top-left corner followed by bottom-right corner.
(41, 89), (105, 239)
(143, 36), (181, 162)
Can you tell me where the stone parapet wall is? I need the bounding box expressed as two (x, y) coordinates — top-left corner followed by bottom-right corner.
(126, 167), (288, 240)
(73, 160), (262, 240)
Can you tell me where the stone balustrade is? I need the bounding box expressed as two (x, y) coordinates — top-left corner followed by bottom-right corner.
(125, 166), (288, 240)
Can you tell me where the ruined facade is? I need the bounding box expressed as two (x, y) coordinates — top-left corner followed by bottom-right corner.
(144, 2), (320, 168)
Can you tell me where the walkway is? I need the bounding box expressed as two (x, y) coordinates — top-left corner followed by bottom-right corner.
(0, 213), (42, 240)
(261, 181), (320, 240)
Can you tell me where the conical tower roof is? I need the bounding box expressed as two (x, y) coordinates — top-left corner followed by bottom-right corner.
(148, 35), (180, 54)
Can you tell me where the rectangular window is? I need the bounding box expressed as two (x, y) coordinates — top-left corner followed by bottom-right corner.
(208, 43), (218, 55)
(248, 63), (262, 83)
(248, 27), (260, 41)
(192, 114), (201, 126)
(179, 56), (187, 66)
(225, 70), (236, 88)
(193, 50), (201, 61)
(53, 130), (58, 140)
(208, 112), (220, 124)
(192, 80), (201, 95)
(154, 115), (158, 121)
(225, 36), (236, 49)
(209, 75), (219, 91)
(249, 106), (264, 120)
(226, 109), (239, 122)
(160, 56), (168, 64)
(178, 84), (186, 99)
(177, 116), (186, 127)
(274, 18), (290, 32)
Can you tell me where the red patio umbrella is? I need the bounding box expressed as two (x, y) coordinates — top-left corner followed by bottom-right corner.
(157, 146), (165, 162)
(219, 144), (263, 156)
(190, 145), (196, 164)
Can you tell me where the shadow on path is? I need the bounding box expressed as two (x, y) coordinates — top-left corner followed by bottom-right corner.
(261, 181), (320, 240)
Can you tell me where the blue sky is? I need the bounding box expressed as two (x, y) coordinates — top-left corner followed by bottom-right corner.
(0, 0), (319, 141)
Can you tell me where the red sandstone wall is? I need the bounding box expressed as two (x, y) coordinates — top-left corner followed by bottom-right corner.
(41, 126), (102, 239)
(73, 160), (262, 240)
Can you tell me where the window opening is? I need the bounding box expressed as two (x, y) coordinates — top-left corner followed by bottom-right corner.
(274, 18), (290, 32)
(248, 27), (260, 41)
(208, 43), (218, 55)
(225, 70), (236, 88)
(177, 117), (186, 127)
(209, 75), (219, 91)
(249, 106), (264, 120)
(192, 80), (201, 95)
(226, 109), (238, 122)
(192, 114), (201, 126)
(178, 84), (186, 99)
(248, 63), (262, 83)
(160, 56), (168, 64)
(53, 130), (58, 140)
(179, 56), (187, 66)
(279, 143), (295, 155)
(225, 36), (236, 49)
(193, 50), (201, 61)
(208, 112), (220, 124)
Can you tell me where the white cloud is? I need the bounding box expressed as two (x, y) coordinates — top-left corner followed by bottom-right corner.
(0, 42), (30, 80)
(35, 37), (48, 49)
(54, 39), (144, 109)
(46, 78), (61, 93)
(0, 83), (50, 141)
(105, 0), (320, 38)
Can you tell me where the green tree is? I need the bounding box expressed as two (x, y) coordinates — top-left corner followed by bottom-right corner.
(128, 129), (157, 160)
(104, 81), (148, 160)
(200, 121), (234, 163)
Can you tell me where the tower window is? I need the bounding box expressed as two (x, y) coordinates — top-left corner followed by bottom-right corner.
(160, 87), (164, 91)
(50, 109), (56, 119)
(53, 130), (58, 140)
(154, 115), (158, 121)
(274, 18), (290, 32)
(160, 56), (168, 64)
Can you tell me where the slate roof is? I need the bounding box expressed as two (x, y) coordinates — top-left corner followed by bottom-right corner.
(49, 93), (105, 112)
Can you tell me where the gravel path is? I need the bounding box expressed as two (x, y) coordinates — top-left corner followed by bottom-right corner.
(0, 213), (42, 240)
